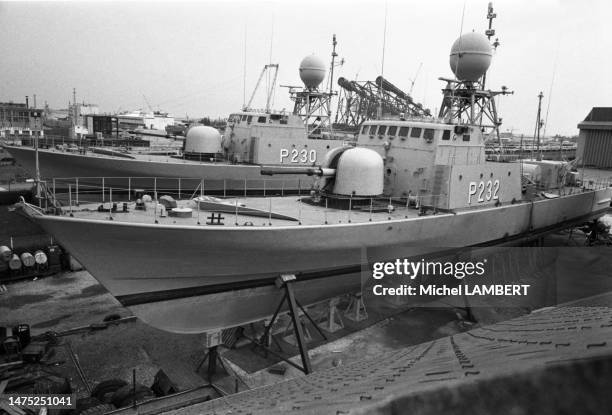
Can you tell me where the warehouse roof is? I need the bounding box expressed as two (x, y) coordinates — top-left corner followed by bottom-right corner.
(578, 107), (612, 130)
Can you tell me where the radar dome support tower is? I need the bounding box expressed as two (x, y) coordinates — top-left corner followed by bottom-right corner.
(438, 3), (511, 135)
(282, 36), (339, 138)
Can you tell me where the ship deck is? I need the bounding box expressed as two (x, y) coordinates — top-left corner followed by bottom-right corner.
(5, 144), (225, 166)
(61, 196), (428, 228)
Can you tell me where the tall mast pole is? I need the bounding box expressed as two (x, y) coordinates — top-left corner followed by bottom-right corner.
(535, 91), (543, 160)
(328, 34), (337, 136)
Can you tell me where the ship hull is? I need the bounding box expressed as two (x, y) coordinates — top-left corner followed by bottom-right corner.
(22, 188), (611, 333)
(3, 145), (311, 193)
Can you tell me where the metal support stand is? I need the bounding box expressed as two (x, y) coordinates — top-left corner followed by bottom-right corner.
(196, 346), (228, 383)
(250, 274), (327, 374)
(344, 292), (368, 322)
(315, 297), (344, 333)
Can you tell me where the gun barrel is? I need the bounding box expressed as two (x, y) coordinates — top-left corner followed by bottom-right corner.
(261, 166), (336, 177)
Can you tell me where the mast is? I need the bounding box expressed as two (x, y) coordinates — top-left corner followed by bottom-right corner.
(328, 34), (338, 136)
(534, 91), (543, 160)
(481, 2), (499, 90)
(438, 2), (510, 136)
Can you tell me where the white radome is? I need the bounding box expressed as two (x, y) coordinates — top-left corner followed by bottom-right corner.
(333, 148), (384, 196)
(449, 32), (492, 82)
(184, 125), (222, 154)
(299, 55), (326, 89)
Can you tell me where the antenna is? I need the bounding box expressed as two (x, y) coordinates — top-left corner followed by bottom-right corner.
(377, 1), (388, 119)
(482, 2), (499, 89)
(409, 62), (423, 94)
(542, 50), (558, 140)
(242, 23), (248, 109)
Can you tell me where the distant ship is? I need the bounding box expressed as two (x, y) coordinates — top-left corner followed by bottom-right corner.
(16, 7), (612, 334)
(4, 41), (358, 193)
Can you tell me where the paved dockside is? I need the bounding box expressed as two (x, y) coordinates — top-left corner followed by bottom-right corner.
(166, 293), (612, 415)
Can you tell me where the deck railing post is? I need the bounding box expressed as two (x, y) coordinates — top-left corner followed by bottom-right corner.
(223, 179), (226, 198)
(52, 178), (56, 201)
(348, 195), (352, 223)
(128, 177), (131, 201)
(263, 180), (266, 197)
(244, 179), (247, 198)
(110, 188), (113, 220)
(369, 198), (373, 222)
(324, 197), (328, 225)
(75, 178), (79, 206)
(102, 177), (105, 202)
(154, 177), (157, 198)
(235, 199), (239, 226)
(178, 178), (181, 199)
(68, 184), (72, 215)
(268, 198), (272, 226)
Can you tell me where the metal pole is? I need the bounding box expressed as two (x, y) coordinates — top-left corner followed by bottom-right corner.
(35, 131), (40, 207)
(109, 188), (113, 220)
(244, 179), (247, 198)
(69, 184), (72, 215)
(75, 178), (79, 206)
(178, 178), (181, 199)
(132, 369), (136, 409)
(369, 198), (373, 222)
(268, 198), (272, 226)
(102, 177), (105, 202)
(348, 194), (352, 223)
(128, 177), (131, 201)
(223, 179), (226, 198)
(324, 197), (328, 224)
(235, 199), (239, 225)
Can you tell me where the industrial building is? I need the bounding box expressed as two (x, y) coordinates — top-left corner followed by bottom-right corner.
(0, 101), (44, 138)
(577, 107), (612, 168)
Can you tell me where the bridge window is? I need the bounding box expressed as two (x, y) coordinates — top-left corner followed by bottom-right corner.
(410, 127), (422, 138)
(378, 126), (387, 136)
(388, 126), (398, 137)
(423, 129), (435, 140)
(241, 114), (247, 121)
(463, 134), (471, 141)
(442, 130), (451, 140)
(398, 126), (409, 138)
(247, 115), (253, 123)
(368, 125), (377, 135)
(258, 116), (267, 123)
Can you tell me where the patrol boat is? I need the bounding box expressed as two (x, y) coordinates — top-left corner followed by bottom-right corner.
(15, 25), (612, 334)
(3, 38), (360, 194)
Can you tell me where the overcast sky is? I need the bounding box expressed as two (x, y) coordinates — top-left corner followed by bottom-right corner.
(1, 0), (610, 136)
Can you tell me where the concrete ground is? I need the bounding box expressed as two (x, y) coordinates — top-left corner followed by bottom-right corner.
(2, 227), (612, 402)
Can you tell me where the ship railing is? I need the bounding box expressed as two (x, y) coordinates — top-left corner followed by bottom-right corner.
(46, 176), (314, 205)
(15, 135), (156, 150)
(42, 175), (452, 225)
